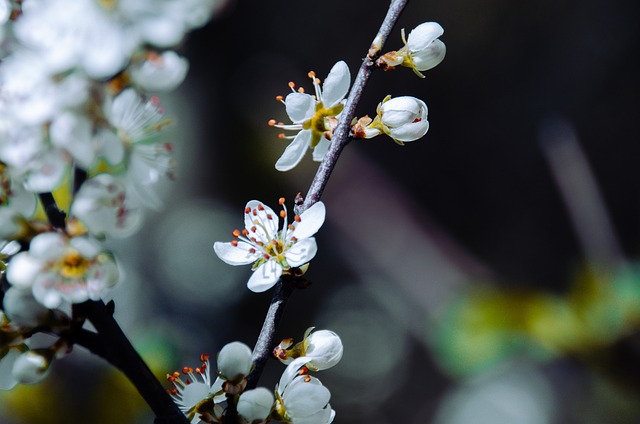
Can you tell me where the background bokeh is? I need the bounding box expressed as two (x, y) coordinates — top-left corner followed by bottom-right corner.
(2, 0), (640, 422)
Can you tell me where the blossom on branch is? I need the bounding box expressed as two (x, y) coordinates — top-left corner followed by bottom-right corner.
(275, 327), (343, 372)
(270, 61), (350, 171)
(237, 387), (275, 423)
(213, 199), (325, 293)
(6, 232), (119, 309)
(354, 95), (429, 145)
(377, 22), (446, 78)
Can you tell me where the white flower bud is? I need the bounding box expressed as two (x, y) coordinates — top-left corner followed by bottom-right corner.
(237, 387), (274, 423)
(304, 329), (343, 371)
(406, 22), (446, 72)
(379, 96), (429, 143)
(12, 350), (52, 385)
(217, 341), (253, 382)
(130, 51), (189, 92)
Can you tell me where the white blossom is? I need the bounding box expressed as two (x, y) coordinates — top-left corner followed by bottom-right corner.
(11, 349), (51, 385)
(2, 287), (51, 329)
(6, 232), (119, 309)
(70, 174), (142, 238)
(214, 199), (325, 293)
(276, 328), (343, 372)
(270, 61), (350, 171)
(370, 95), (429, 144)
(237, 387), (275, 423)
(275, 357), (335, 424)
(217, 341), (253, 383)
(167, 353), (226, 423)
(404, 22), (447, 74)
(130, 51), (189, 92)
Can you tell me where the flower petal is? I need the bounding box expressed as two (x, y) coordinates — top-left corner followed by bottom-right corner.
(285, 238), (317, 267)
(244, 200), (279, 242)
(247, 261), (282, 293)
(406, 22), (444, 52)
(312, 137), (330, 162)
(278, 356), (312, 393)
(275, 130), (312, 172)
(321, 61), (350, 107)
(6, 253), (41, 289)
(285, 92), (316, 123)
(214, 241), (260, 266)
(292, 202), (326, 240)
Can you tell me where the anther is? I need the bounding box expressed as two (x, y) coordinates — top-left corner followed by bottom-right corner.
(231, 240), (239, 247)
(232, 229), (241, 237)
(172, 372), (180, 378)
(263, 254), (270, 259)
(288, 224), (295, 230)
(266, 214), (273, 220)
(245, 207), (251, 214)
(182, 367), (193, 374)
(288, 82), (296, 89)
(308, 71), (316, 78)
(280, 210), (286, 218)
(294, 215), (301, 222)
(279, 197), (286, 205)
(251, 226), (257, 232)
(298, 87), (305, 93)
(200, 353), (210, 362)
(304, 375), (311, 382)
(276, 95), (284, 102)
(258, 205), (265, 211)
(242, 229), (249, 236)
(249, 248), (256, 254)
(278, 133), (285, 139)
(268, 119), (277, 126)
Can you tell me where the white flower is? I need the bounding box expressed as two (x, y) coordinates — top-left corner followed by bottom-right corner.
(70, 174), (142, 238)
(237, 387), (275, 423)
(275, 357), (335, 424)
(275, 328), (343, 372)
(270, 61), (350, 171)
(129, 51), (189, 92)
(2, 287), (51, 329)
(216, 341), (253, 383)
(213, 199), (325, 293)
(11, 349), (51, 385)
(379, 96), (429, 144)
(377, 22), (446, 78)
(167, 353), (226, 423)
(404, 22), (447, 74)
(6, 232), (119, 309)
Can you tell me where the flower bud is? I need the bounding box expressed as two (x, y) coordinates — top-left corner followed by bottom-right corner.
(378, 96), (429, 144)
(3, 287), (51, 328)
(12, 349), (52, 385)
(304, 329), (343, 371)
(237, 387), (275, 423)
(405, 22), (446, 73)
(217, 341), (253, 383)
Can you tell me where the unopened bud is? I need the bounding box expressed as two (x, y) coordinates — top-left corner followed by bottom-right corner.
(12, 349), (52, 385)
(217, 341), (253, 383)
(237, 387), (275, 423)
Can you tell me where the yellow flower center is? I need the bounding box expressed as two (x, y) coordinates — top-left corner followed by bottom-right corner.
(57, 249), (91, 279)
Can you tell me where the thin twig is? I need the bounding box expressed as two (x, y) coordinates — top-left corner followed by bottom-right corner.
(297, 0), (409, 215)
(248, 0), (410, 389)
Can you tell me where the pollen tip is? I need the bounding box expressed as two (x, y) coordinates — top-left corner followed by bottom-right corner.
(244, 207), (251, 214)
(298, 87), (305, 93)
(288, 81), (296, 88)
(232, 229), (241, 237)
(268, 119), (277, 126)
(308, 71), (316, 78)
(280, 210), (286, 218)
(279, 197), (286, 205)
(231, 240), (239, 247)
(276, 95), (284, 101)
(278, 133), (285, 139)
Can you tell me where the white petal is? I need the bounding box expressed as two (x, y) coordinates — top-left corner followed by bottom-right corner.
(130, 51), (189, 92)
(0, 349), (20, 390)
(285, 92), (316, 123)
(321, 61), (350, 107)
(214, 241), (260, 266)
(29, 232), (66, 260)
(244, 200), (279, 242)
(275, 130), (312, 172)
(407, 22), (444, 52)
(278, 357), (312, 394)
(283, 375), (331, 415)
(285, 238), (317, 267)
(292, 202), (326, 240)
(247, 261), (282, 293)
(6, 253), (41, 289)
(412, 39), (446, 71)
(312, 137), (330, 162)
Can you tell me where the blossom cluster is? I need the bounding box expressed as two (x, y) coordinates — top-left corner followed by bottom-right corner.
(0, 0), (218, 390)
(168, 328), (343, 424)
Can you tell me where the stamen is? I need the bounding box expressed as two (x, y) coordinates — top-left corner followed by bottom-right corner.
(288, 224), (295, 230)
(279, 197), (286, 205)
(276, 95), (284, 102)
(251, 226), (257, 233)
(258, 205), (265, 211)
(268, 119), (277, 126)
(308, 71), (316, 79)
(242, 229), (249, 236)
(249, 248), (256, 254)
(263, 254), (270, 259)
(278, 133), (286, 139)
(231, 240), (238, 247)
(245, 207), (251, 214)
(182, 367), (193, 374)
(232, 229), (241, 237)
(298, 87), (305, 93)
(280, 210), (286, 218)
(294, 215), (301, 222)
(266, 214), (273, 220)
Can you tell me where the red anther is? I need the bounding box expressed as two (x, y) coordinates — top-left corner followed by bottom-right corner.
(252, 209), (257, 216)
(413, 117), (422, 123)
(182, 367), (193, 374)
(279, 197), (286, 205)
(242, 229), (249, 236)
(185, 378), (192, 385)
(276, 95), (284, 101)
(231, 240), (239, 247)
(195, 367), (201, 374)
(268, 119), (277, 126)
(291, 237), (298, 242)
(249, 248), (256, 254)
(288, 81), (296, 88)
(232, 229), (241, 237)
(200, 363), (207, 371)
(164, 142), (174, 152)
(294, 215), (301, 222)
(200, 353), (210, 362)
(288, 224), (295, 230)
(172, 371), (180, 378)
(304, 375), (311, 382)
(315, 78), (321, 84)
(308, 71), (316, 78)
(266, 214), (273, 220)
(167, 374), (175, 382)
(263, 254), (270, 259)
(245, 207), (251, 214)
(258, 205), (265, 211)
(150, 95), (161, 106)
(280, 210), (286, 218)
(298, 366), (309, 376)
(251, 226), (257, 233)
(171, 388), (178, 395)
(278, 133), (285, 139)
